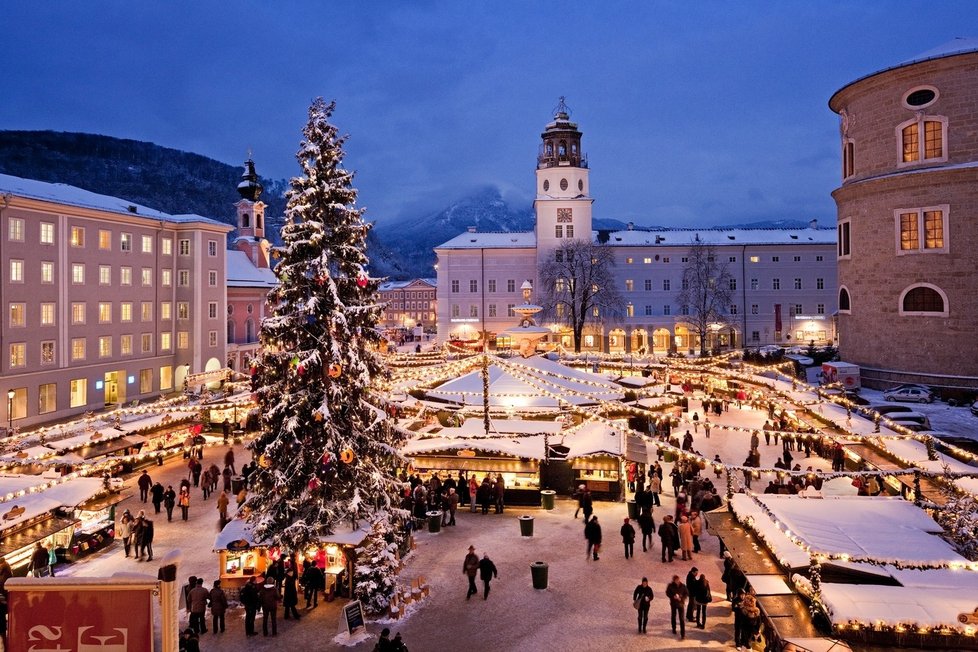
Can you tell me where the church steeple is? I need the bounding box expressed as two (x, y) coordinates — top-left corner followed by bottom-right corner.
(235, 158), (265, 240)
(237, 158), (264, 201)
(538, 97), (586, 170)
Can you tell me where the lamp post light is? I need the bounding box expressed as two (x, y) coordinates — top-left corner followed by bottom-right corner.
(6, 389), (14, 433)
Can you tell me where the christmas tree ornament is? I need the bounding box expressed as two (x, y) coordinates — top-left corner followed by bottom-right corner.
(356, 274), (368, 288)
(297, 364), (306, 376)
(340, 448), (355, 464)
(314, 412), (324, 422)
(308, 478), (320, 492)
(328, 363), (343, 378)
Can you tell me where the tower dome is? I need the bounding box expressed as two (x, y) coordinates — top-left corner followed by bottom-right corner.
(538, 97), (586, 169)
(237, 158), (264, 201)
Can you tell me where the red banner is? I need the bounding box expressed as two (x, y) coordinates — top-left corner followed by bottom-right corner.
(8, 587), (153, 652)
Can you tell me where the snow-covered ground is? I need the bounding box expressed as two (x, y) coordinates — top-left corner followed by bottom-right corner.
(855, 388), (978, 441)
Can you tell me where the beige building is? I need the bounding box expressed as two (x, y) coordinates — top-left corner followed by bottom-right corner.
(378, 278), (436, 333)
(0, 174), (232, 429)
(830, 38), (978, 389)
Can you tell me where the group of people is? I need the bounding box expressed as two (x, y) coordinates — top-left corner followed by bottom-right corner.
(402, 471), (506, 525)
(117, 509), (155, 561)
(631, 569), (714, 639)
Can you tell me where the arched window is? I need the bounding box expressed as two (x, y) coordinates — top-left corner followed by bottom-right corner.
(838, 287), (851, 312)
(558, 140), (567, 157)
(245, 319), (255, 343)
(241, 213), (250, 228)
(897, 115), (947, 165)
(900, 284), (947, 316)
(227, 320), (235, 344)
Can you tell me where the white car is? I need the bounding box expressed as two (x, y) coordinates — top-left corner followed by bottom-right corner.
(883, 387), (934, 404)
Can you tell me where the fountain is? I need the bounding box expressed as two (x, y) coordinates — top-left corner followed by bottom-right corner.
(500, 281), (551, 357)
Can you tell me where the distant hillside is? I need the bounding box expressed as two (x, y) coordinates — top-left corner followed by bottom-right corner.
(0, 130), (289, 227)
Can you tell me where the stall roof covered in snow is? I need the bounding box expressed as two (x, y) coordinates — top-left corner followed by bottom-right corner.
(402, 418), (558, 460)
(566, 421), (647, 463)
(214, 518), (370, 550)
(0, 173), (230, 228)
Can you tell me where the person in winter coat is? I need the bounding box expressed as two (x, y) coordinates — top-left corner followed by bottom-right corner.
(666, 574), (688, 640)
(442, 488), (459, 526)
(137, 470), (152, 503)
(201, 469), (212, 500)
(282, 569), (301, 620)
(478, 553), (498, 600)
(163, 485), (177, 521)
(302, 562), (324, 608)
(118, 510), (134, 557)
(240, 577), (260, 636)
(179, 628), (200, 652)
(493, 474), (505, 513)
(151, 482), (165, 513)
(638, 511), (656, 553)
(690, 511), (703, 553)
(216, 491), (230, 521)
(649, 473), (662, 507)
(585, 515), (602, 561)
(260, 581), (279, 636)
(477, 478), (491, 515)
(677, 515), (694, 561)
(467, 475), (478, 512)
(580, 487), (594, 522)
(138, 514), (154, 561)
(733, 590), (761, 649)
(224, 448), (236, 474)
(620, 518), (636, 559)
(209, 580), (228, 633)
(692, 571), (712, 629)
(632, 577), (654, 633)
(188, 578), (209, 634)
(179, 487), (191, 521)
(0, 556), (13, 595)
(222, 466), (233, 493)
(463, 545), (480, 600)
(685, 567), (699, 623)
(658, 515), (679, 562)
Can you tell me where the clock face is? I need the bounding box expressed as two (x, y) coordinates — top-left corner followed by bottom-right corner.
(543, 179), (550, 192)
(560, 178), (569, 191)
(557, 208), (573, 223)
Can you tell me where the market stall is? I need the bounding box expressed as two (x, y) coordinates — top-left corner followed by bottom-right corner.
(565, 421), (648, 500)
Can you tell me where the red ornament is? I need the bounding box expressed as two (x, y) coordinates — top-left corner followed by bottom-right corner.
(250, 365), (257, 376)
(308, 478), (320, 491)
(297, 364), (306, 376)
(356, 274), (368, 288)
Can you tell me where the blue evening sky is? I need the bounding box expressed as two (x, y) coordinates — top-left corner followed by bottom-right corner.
(2, 2), (975, 227)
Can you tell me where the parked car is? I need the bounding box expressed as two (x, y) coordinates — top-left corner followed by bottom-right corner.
(886, 383), (931, 394)
(888, 412), (932, 430)
(883, 387), (934, 403)
(865, 404), (915, 417)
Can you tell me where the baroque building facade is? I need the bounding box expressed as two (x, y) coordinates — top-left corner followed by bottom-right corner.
(435, 106), (837, 353)
(830, 38), (978, 389)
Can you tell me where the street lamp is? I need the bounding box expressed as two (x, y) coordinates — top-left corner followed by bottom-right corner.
(6, 389), (14, 433)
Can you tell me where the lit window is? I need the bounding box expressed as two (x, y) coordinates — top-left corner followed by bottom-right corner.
(120, 335), (132, 356)
(142, 268), (152, 286)
(626, 257), (633, 264)
(141, 302), (153, 322)
(99, 230), (111, 249)
(120, 266), (132, 285)
(9, 259), (23, 283)
(71, 263), (85, 284)
(142, 235), (153, 253)
(40, 222), (54, 244)
(625, 280), (634, 292)
(41, 341), (55, 364)
(120, 233), (132, 252)
(749, 256), (759, 263)
(41, 261), (54, 284)
(160, 366), (173, 391)
(8, 218), (24, 241)
(160, 302), (172, 320)
(70, 379), (87, 407)
(162, 269), (172, 287)
(98, 302), (112, 323)
(178, 331), (189, 349)
(70, 226), (85, 247)
(897, 207), (947, 254)
(99, 336), (112, 358)
(178, 303), (189, 320)
(40, 303), (55, 326)
(71, 337), (86, 361)
(71, 303), (85, 324)
(160, 332), (172, 352)
(99, 265), (111, 285)
(644, 257), (652, 264)
(39, 383), (56, 413)
(179, 239), (190, 256)
(120, 302), (132, 322)
(162, 238), (172, 255)
(139, 369), (152, 393)
(9, 343), (25, 368)
(899, 116), (946, 164)
(626, 304), (634, 317)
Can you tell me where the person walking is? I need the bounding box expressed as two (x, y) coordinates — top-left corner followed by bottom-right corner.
(222, 418), (231, 445)
(301, 562), (324, 609)
(151, 482), (165, 513)
(222, 466), (233, 493)
(638, 510), (655, 553)
(478, 553), (498, 600)
(260, 581), (279, 637)
(137, 470), (152, 503)
(573, 484), (586, 518)
(585, 515), (602, 561)
(131, 515), (146, 561)
(29, 543), (49, 577)
(140, 514), (154, 561)
(692, 571), (712, 629)
(224, 448), (236, 474)
(179, 487), (191, 521)
(620, 518), (636, 559)
(477, 478), (491, 515)
(685, 567), (699, 623)
(163, 485), (177, 522)
(734, 590), (761, 650)
(201, 469), (212, 500)
(282, 569), (301, 620)
(690, 511), (703, 554)
(581, 487), (594, 523)
(443, 488), (458, 526)
(463, 545), (479, 600)
(216, 490), (230, 522)
(632, 577), (654, 634)
(678, 515), (694, 561)
(658, 515), (679, 562)
(468, 475), (478, 513)
(240, 576), (260, 636)
(209, 580), (228, 633)
(666, 574), (688, 640)
(118, 510), (134, 558)
(188, 578), (209, 634)
(649, 473), (662, 507)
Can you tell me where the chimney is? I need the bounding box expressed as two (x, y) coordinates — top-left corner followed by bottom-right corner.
(467, 226), (477, 233)
(627, 222), (634, 231)
(809, 219), (818, 229)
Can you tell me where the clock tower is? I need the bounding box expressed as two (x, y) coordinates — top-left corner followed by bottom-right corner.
(534, 98), (593, 266)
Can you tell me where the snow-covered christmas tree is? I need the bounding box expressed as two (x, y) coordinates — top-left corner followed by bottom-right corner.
(246, 98), (405, 564)
(353, 518), (402, 614)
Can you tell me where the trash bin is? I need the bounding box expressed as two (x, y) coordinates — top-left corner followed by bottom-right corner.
(231, 475), (244, 494)
(626, 499), (638, 520)
(540, 490), (556, 510)
(518, 515), (534, 537)
(426, 511), (443, 533)
(530, 561), (548, 590)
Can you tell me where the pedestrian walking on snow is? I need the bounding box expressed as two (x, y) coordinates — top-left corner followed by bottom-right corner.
(658, 515), (679, 562)
(620, 518), (636, 559)
(138, 470), (152, 503)
(666, 575), (688, 640)
(478, 553), (498, 600)
(638, 511), (655, 552)
(163, 485), (176, 521)
(209, 580), (228, 633)
(463, 545), (479, 600)
(179, 487), (191, 521)
(692, 571), (712, 629)
(633, 577), (654, 633)
(216, 491), (230, 521)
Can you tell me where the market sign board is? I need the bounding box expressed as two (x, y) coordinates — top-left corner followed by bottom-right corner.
(8, 582), (155, 652)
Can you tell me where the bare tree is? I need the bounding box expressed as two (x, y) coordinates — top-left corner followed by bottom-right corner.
(539, 239), (625, 352)
(675, 237), (734, 356)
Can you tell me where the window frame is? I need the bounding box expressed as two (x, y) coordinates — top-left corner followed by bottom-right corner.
(896, 114), (948, 167)
(837, 219), (852, 259)
(898, 283), (948, 317)
(894, 205), (949, 255)
(838, 286), (852, 314)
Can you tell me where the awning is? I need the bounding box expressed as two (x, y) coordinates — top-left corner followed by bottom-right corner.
(572, 456), (618, 472)
(0, 516), (77, 559)
(80, 437), (138, 459)
(410, 455), (538, 474)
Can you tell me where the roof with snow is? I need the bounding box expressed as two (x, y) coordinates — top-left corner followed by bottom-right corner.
(435, 231), (536, 250)
(227, 250), (278, 289)
(831, 37), (978, 105)
(604, 227), (836, 247)
(378, 278), (436, 292)
(0, 173), (231, 228)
